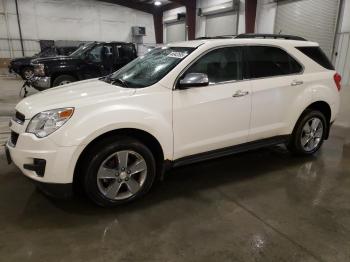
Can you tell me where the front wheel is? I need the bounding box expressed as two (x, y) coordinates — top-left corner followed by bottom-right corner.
(82, 137), (156, 207)
(287, 110), (327, 155)
(52, 74), (76, 87)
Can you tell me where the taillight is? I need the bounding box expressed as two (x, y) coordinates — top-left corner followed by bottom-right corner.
(334, 73), (342, 91)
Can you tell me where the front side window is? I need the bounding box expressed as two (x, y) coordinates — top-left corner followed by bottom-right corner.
(108, 47), (194, 88)
(185, 47), (242, 83)
(69, 42), (94, 58)
(245, 46), (302, 78)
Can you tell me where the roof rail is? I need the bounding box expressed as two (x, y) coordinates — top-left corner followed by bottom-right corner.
(235, 33), (307, 41)
(196, 35), (236, 40)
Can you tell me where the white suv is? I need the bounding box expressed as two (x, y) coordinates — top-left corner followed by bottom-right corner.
(6, 34), (341, 206)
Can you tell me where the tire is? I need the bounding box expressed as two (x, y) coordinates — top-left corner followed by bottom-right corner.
(287, 110), (327, 156)
(20, 66), (34, 80)
(82, 136), (156, 207)
(52, 74), (76, 87)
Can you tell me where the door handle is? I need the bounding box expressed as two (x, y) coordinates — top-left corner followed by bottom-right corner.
(232, 90), (249, 97)
(291, 80), (304, 86)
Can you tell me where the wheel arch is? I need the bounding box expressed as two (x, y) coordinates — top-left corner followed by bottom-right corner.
(294, 101), (332, 139)
(73, 128), (165, 189)
(51, 72), (78, 86)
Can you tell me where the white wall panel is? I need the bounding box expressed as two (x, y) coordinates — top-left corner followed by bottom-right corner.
(341, 0), (350, 32)
(335, 33), (350, 85)
(255, 0), (276, 33)
(0, 0), (155, 58)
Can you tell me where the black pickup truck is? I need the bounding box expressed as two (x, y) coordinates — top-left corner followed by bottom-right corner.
(8, 46), (77, 80)
(30, 41), (137, 90)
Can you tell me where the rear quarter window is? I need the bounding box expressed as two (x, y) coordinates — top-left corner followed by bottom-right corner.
(245, 46), (303, 79)
(296, 46), (334, 70)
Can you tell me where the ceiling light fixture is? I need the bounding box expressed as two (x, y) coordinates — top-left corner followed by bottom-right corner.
(154, 1), (162, 6)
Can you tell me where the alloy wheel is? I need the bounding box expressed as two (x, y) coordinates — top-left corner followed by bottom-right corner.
(301, 117), (324, 152)
(96, 150), (147, 200)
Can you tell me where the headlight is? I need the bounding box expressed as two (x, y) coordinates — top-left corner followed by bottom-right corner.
(26, 108), (74, 138)
(34, 63), (45, 76)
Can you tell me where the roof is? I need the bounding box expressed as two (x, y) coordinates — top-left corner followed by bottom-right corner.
(166, 38), (319, 49)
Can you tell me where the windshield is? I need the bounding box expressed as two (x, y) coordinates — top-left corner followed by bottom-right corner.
(69, 42), (94, 57)
(107, 47), (194, 88)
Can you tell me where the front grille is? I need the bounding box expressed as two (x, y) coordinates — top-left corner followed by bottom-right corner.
(10, 131), (19, 147)
(13, 111), (25, 124)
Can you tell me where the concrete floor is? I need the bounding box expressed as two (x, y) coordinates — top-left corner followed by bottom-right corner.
(1, 76), (350, 262)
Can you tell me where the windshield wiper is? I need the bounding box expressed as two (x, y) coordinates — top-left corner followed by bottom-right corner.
(100, 74), (113, 83)
(100, 74), (128, 87)
(112, 78), (128, 88)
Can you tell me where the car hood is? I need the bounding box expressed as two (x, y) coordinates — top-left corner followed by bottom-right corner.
(11, 57), (32, 63)
(16, 79), (136, 119)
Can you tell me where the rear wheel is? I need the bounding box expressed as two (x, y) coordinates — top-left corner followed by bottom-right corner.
(52, 74), (76, 86)
(287, 110), (327, 155)
(82, 137), (156, 207)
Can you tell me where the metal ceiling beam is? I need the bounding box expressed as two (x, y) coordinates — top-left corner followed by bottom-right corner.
(161, 2), (183, 12)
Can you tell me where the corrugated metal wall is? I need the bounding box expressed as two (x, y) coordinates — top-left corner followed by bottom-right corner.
(205, 12), (237, 37)
(274, 0), (339, 58)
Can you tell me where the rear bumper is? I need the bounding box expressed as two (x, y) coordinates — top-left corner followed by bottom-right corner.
(31, 76), (51, 91)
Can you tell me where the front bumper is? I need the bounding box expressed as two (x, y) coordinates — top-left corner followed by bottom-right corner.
(5, 143), (73, 198)
(31, 76), (51, 91)
(8, 65), (19, 75)
(6, 118), (79, 197)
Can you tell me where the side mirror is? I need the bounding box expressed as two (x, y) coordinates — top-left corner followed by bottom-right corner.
(178, 73), (209, 89)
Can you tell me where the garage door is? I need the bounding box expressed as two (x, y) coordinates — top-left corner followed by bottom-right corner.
(166, 21), (186, 43)
(274, 0), (339, 58)
(205, 12), (237, 37)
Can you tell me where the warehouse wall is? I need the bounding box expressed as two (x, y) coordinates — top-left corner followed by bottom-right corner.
(255, 0), (276, 34)
(163, 0), (246, 42)
(255, 0), (349, 85)
(0, 0), (155, 58)
(334, 0), (350, 85)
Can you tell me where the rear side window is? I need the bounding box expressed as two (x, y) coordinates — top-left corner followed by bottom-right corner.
(245, 46), (303, 79)
(296, 46), (334, 70)
(118, 44), (136, 59)
(186, 47), (242, 83)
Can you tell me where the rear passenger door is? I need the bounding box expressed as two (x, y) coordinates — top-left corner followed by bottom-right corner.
(244, 46), (305, 141)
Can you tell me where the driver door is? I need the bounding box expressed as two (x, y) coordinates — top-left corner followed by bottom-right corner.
(173, 46), (252, 159)
(82, 44), (114, 79)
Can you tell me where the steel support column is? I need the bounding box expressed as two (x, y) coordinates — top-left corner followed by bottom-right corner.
(245, 0), (257, 33)
(153, 11), (163, 44)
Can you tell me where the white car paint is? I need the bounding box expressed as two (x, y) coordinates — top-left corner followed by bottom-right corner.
(7, 38), (340, 185)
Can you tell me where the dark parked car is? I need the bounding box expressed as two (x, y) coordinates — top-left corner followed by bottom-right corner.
(30, 41), (137, 90)
(8, 46), (78, 80)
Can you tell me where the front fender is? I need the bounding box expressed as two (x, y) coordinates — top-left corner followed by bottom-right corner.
(49, 105), (173, 160)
